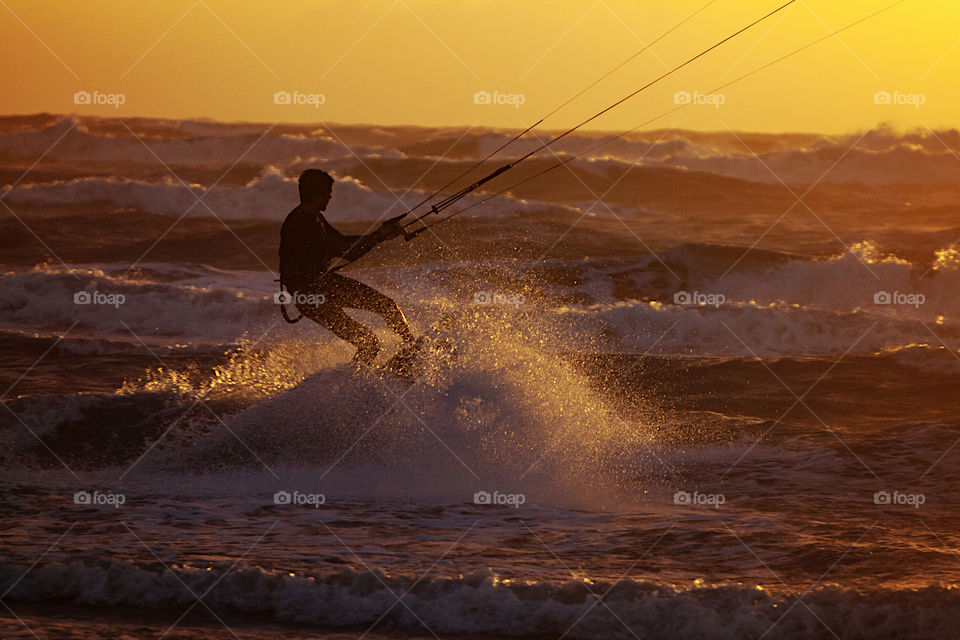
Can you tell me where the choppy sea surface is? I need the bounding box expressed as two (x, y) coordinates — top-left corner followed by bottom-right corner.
(3, 114), (960, 639)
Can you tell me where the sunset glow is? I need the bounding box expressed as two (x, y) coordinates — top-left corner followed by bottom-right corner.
(2, 0), (956, 132)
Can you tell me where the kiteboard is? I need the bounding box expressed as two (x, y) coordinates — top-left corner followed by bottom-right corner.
(377, 320), (458, 384)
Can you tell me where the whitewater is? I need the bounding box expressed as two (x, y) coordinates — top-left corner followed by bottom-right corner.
(3, 114), (960, 639)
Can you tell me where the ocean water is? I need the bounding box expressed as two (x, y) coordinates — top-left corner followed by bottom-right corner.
(2, 114), (960, 639)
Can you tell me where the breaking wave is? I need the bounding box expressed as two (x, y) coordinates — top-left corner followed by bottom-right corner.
(3, 560), (959, 640)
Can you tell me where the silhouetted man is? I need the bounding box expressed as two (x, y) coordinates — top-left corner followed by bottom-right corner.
(279, 169), (416, 365)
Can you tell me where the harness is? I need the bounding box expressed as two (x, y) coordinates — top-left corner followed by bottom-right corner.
(276, 276), (304, 324)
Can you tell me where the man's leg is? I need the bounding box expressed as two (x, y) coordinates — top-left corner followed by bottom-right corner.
(300, 303), (380, 365)
(323, 274), (416, 343)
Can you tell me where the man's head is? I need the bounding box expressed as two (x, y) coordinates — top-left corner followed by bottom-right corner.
(298, 169), (334, 211)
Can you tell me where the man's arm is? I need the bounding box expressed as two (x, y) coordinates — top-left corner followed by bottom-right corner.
(326, 219), (402, 263)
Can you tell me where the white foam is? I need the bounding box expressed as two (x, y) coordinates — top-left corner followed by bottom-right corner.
(0, 264), (276, 345)
(2, 560), (957, 639)
(7, 242), (960, 356)
(4, 165), (572, 221)
(5, 118), (959, 187)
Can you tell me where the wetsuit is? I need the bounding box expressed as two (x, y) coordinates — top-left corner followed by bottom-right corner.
(279, 206), (412, 362)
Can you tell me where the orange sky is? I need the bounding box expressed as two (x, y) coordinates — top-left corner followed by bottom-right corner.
(1, 0), (956, 133)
